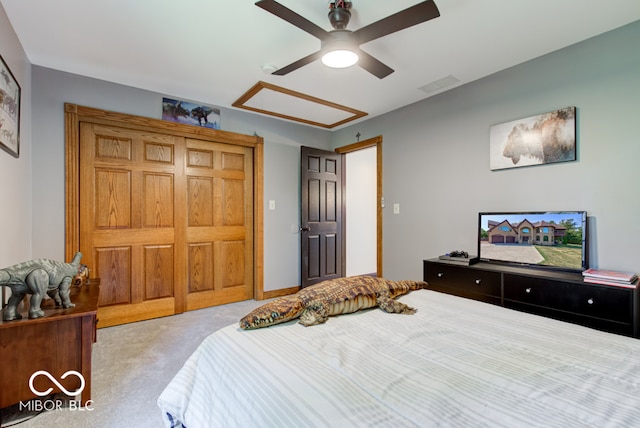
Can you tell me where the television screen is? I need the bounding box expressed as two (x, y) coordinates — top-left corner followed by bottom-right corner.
(478, 211), (588, 272)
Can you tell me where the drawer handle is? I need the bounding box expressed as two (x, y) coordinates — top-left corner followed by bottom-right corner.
(475, 279), (482, 285)
(587, 298), (594, 305)
(525, 288), (532, 294)
(437, 273), (444, 278)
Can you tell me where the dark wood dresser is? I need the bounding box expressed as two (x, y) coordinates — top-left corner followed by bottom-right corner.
(424, 259), (639, 337)
(0, 283), (99, 408)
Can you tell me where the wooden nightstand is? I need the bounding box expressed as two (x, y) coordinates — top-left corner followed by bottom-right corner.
(0, 282), (99, 408)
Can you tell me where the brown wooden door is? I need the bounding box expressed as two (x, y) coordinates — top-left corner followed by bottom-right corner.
(184, 138), (254, 311)
(79, 123), (253, 327)
(300, 146), (342, 287)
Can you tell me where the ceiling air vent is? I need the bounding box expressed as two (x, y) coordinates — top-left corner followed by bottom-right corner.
(419, 75), (460, 93)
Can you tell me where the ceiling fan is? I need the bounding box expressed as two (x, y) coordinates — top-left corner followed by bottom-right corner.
(255, 0), (440, 79)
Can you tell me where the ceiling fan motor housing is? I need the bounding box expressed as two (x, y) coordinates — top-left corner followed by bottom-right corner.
(321, 29), (353, 50)
(328, 2), (352, 30)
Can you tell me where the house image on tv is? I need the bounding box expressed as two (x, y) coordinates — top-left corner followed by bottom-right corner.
(487, 219), (566, 246)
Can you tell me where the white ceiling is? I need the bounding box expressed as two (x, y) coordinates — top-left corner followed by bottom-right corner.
(2, 0), (640, 130)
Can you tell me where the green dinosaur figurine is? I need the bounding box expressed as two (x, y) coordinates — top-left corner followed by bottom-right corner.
(0, 252), (88, 321)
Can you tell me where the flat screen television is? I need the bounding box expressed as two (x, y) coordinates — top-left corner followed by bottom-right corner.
(478, 211), (588, 272)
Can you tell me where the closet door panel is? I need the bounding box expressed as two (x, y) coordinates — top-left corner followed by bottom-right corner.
(80, 123), (179, 327)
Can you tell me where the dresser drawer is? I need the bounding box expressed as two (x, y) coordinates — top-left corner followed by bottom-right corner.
(504, 275), (633, 324)
(425, 262), (501, 299)
(424, 258), (638, 338)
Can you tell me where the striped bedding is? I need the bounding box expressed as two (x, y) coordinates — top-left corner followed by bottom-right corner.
(157, 290), (640, 427)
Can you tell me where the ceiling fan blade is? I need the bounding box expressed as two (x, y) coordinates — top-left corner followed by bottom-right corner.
(255, 0), (329, 40)
(272, 51), (323, 76)
(352, 0), (440, 45)
(356, 49), (394, 79)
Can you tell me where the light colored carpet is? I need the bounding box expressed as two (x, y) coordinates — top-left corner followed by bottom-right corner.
(1, 298), (265, 428)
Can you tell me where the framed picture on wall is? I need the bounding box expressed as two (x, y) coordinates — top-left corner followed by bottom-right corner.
(162, 97), (221, 130)
(0, 54), (21, 158)
(489, 106), (576, 170)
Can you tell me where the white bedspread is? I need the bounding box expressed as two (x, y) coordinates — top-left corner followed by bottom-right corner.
(158, 290), (640, 427)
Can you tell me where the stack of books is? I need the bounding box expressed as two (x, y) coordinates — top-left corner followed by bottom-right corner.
(582, 268), (638, 288)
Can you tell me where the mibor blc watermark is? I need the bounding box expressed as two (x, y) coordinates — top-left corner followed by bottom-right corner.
(19, 370), (94, 412)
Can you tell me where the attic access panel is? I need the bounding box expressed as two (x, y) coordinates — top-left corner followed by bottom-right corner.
(232, 81), (367, 129)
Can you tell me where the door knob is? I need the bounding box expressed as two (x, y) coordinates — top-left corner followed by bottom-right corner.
(300, 226), (310, 232)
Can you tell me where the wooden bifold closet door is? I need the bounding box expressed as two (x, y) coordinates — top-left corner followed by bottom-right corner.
(66, 104), (263, 328)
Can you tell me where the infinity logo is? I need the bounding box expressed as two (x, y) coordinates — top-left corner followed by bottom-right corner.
(29, 370), (86, 396)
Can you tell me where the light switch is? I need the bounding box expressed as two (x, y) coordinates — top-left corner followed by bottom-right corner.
(269, 200), (276, 210)
(393, 203), (400, 214)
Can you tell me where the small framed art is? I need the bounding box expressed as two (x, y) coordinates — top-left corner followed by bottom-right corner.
(0, 54), (21, 158)
(162, 97), (221, 130)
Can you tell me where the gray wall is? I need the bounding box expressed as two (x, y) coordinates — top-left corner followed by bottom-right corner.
(332, 20), (640, 280)
(0, 5), (31, 271)
(30, 67), (332, 291)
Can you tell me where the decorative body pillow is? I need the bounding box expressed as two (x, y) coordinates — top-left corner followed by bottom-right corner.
(239, 276), (428, 329)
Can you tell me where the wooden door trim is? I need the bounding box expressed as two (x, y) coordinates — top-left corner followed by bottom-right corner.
(64, 103), (264, 298)
(335, 136), (383, 277)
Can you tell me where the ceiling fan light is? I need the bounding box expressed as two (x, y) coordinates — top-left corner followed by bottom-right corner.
(321, 49), (359, 68)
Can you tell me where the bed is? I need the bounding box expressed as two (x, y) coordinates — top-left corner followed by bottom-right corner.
(158, 289), (640, 427)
